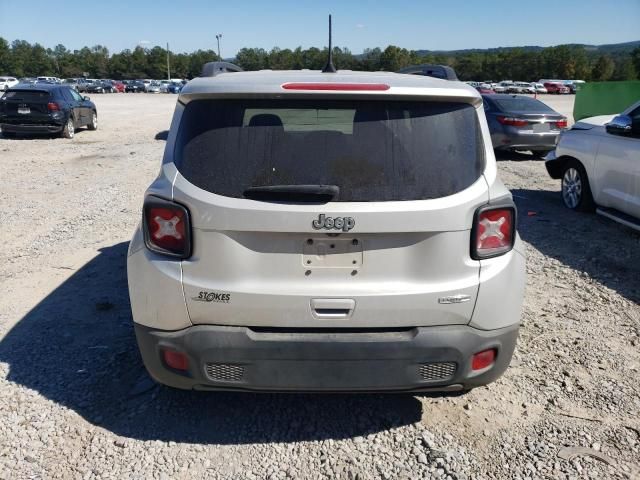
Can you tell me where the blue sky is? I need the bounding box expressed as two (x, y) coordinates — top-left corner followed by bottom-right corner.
(1, 0), (638, 55)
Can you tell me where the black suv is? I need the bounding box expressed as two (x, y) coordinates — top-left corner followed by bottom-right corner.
(0, 84), (97, 139)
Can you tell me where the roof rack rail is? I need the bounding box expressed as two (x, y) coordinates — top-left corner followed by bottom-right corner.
(200, 62), (243, 77)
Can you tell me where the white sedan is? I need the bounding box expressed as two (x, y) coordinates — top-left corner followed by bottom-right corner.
(545, 101), (640, 231)
(0, 77), (19, 91)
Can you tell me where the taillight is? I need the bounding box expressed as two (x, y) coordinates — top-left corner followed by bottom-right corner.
(47, 102), (60, 112)
(555, 119), (568, 129)
(471, 205), (516, 260)
(472, 349), (496, 371)
(496, 116), (528, 127)
(143, 196), (191, 258)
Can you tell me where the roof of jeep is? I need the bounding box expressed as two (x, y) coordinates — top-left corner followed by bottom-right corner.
(180, 70), (481, 103)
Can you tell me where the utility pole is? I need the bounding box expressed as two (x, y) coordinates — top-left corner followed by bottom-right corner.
(215, 34), (222, 60)
(166, 42), (171, 80)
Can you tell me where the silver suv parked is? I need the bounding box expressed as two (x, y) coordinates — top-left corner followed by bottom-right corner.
(127, 63), (526, 392)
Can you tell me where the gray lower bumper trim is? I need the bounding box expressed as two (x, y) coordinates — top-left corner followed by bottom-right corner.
(134, 323), (519, 392)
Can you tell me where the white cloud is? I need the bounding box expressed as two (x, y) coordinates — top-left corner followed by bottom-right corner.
(355, 24), (365, 29)
(138, 40), (151, 45)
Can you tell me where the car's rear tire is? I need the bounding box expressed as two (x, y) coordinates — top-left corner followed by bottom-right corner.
(87, 112), (98, 131)
(561, 160), (595, 212)
(62, 117), (75, 139)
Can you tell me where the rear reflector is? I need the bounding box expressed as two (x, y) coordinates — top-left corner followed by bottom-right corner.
(496, 116), (528, 127)
(281, 82), (390, 91)
(471, 206), (516, 259)
(143, 196), (192, 259)
(472, 349), (496, 371)
(162, 349), (189, 371)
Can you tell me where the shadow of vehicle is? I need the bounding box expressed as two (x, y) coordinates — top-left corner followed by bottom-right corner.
(154, 130), (169, 141)
(512, 188), (640, 304)
(1, 130), (89, 140)
(0, 242), (422, 444)
(494, 150), (545, 161)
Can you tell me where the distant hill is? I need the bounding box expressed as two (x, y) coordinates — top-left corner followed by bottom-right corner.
(413, 40), (640, 57)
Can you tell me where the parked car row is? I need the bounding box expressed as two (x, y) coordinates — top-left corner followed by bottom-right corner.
(0, 74), (191, 141)
(122, 79), (185, 93)
(467, 79), (582, 95)
(2, 76), (186, 94)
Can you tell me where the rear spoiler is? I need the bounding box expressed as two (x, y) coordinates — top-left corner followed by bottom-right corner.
(200, 62), (243, 77)
(397, 64), (458, 81)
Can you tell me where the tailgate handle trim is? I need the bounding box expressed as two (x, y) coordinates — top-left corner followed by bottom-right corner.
(311, 299), (355, 319)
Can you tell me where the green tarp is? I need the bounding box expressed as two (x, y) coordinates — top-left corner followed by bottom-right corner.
(573, 81), (640, 121)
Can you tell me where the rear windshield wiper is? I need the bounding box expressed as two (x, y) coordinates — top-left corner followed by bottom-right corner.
(243, 185), (339, 203)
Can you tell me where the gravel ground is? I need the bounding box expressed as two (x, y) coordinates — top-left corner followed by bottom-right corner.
(0, 93), (638, 480)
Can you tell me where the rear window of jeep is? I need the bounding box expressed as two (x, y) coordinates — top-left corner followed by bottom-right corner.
(174, 99), (484, 202)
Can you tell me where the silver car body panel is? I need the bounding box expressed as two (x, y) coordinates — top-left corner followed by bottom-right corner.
(552, 104), (640, 218)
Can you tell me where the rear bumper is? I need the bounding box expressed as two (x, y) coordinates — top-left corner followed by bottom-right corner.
(1, 122), (63, 134)
(492, 129), (560, 151)
(134, 322), (519, 392)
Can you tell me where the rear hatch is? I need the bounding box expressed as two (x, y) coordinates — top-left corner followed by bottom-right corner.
(172, 97), (489, 328)
(0, 89), (54, 124)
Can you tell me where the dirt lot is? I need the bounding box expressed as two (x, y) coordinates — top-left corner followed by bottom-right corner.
(0, 93), (639, 480)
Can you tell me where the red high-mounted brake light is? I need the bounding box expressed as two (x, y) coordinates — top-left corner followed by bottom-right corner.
(496, 116), (528, 127)
(281, 82), (390, 91)
(143, 196), (192, 258)
(555, 119), (568, 129)
(471, 206), (516, 260)
(47, 102), (60, 112)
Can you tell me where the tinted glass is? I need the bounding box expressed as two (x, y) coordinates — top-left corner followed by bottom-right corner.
(1, 90), (51, 101)
(175, 99), (484, 202)
(493, 97), (555, 113)
(60, 88), (74, 102)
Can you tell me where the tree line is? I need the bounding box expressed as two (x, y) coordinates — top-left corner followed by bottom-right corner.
(1, 37), (639, 82)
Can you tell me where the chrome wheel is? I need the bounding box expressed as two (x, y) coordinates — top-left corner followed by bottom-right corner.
(562, 167), (582, 209)
(91, 113), (98, 130)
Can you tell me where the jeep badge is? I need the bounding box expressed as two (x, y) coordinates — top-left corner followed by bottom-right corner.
(312, 214), (355, 232)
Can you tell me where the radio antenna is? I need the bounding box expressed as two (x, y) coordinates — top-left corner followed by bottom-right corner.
(322, 15), (337, 73)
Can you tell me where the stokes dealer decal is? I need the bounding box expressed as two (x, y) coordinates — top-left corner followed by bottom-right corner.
(192, 291), (231, 303)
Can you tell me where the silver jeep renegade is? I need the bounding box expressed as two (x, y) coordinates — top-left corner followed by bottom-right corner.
(127, 63), (526, 392)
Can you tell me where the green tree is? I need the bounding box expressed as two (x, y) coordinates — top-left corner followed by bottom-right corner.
(379, 45), (413, 71)
(0, 38), (10, 74)
(592, 55), (615, 81)
(360, 47), (382, 71)
(147, 46), (169, 79)
(612, 58), (637, 81)
(187, 49), (218, 77)
(631, 47), (640, 80)
(236, 48), (268, 70)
